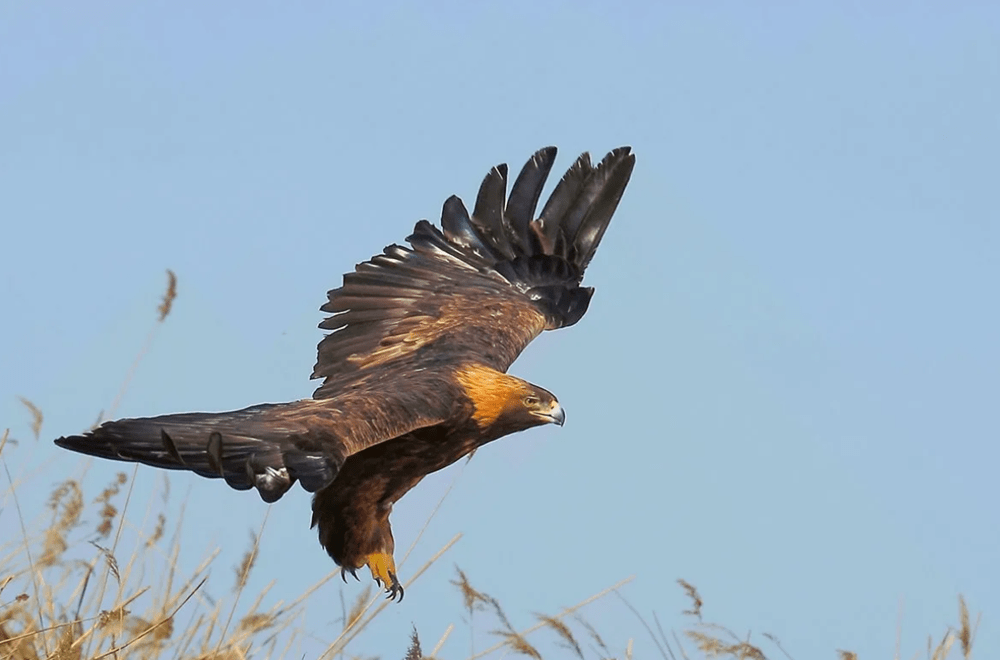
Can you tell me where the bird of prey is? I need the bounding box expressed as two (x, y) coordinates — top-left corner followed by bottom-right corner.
(56, 146), (636, 600)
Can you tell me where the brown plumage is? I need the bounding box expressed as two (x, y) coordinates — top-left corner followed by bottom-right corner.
(55, 146), (636, 600)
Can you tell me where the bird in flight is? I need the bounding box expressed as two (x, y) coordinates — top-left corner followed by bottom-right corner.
(56, 146), (635, 601)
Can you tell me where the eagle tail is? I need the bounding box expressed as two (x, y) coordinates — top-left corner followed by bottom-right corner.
(410, 146), (635, 329)
(55, 403), (341, 503)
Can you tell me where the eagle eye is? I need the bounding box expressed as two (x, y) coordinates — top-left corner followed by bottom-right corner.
(523, 395), (539, 407)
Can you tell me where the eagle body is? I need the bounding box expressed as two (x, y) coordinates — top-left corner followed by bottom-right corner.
(55, 146), (635, 600)
(312, 364), (551, 580)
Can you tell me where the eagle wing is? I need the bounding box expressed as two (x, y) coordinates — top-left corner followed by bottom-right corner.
(55, 373), (458, 503)
(312, 146), (635, 397)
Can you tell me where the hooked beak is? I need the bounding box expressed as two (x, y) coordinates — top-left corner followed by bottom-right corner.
(546, 402), (566, 427)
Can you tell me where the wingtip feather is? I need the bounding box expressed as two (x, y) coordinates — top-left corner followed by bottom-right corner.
(573, 147), (636, 270)
(505, 147), (559, 254)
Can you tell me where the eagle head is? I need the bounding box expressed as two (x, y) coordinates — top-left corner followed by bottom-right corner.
(520, 386), (565, 427)
(454, 364), (565, 433)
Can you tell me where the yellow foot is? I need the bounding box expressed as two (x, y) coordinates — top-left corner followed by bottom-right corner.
(365, 551), (404, 601)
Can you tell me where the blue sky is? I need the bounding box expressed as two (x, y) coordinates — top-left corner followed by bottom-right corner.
(2, 2), (998, 658)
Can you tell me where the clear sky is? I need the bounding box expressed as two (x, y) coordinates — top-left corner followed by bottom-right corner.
(2, 2), (998, 658)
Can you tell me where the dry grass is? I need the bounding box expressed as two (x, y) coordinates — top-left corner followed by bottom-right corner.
(16, 399), (42, 442)
(612, 579), (978, 660)
(456, 573), (635, 660)
(157, 270), (177, 323)
(0, 457), (286, 659)
(1, 271), (984, 660)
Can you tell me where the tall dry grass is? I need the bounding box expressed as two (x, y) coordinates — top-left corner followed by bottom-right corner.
(0, 271), (981, 659)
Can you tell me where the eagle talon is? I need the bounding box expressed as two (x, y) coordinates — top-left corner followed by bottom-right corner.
(366, 551), (402, 601)
(385, 571), (404, 602)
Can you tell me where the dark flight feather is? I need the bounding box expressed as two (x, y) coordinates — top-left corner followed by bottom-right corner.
(471, 164), (514, 259)
(504, 146), (558, 255)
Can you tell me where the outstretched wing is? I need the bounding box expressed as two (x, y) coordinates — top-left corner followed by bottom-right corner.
(312, 146), (635, 397)
(55, 374), (458, 503)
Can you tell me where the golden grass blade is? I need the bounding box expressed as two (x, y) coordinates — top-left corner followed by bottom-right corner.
(465, 576), (634, 660)
(17, 399), (43, 441)
(957, 595), (971, 658)
(535, 613), (583, 659)
(762, 632), (796, 660)
(1, 459), (50, 658)
(158, 269), (177, 322)
(677, 579), (703, 621)
(452, 567), (489, 617)
(214, 507), (270, 658)
(613, 589), (674, 660)
(431, 623), (454, 657)
(0, 618), (88, 650)
(66, 586), (151, 652)
(234, 532), (261, 592)
(93, 471), (128, 539)
(492, 630), (540, 659)
(104, 271), (178, 422)
(91, 576), (207, 660)
(82, 463), (138, 658)
(343, 585), (372, 633)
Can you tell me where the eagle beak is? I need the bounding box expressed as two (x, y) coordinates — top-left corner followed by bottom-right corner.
(548, 403), (566, 427)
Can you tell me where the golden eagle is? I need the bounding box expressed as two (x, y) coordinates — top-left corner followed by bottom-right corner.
(55, 146), (635, 600)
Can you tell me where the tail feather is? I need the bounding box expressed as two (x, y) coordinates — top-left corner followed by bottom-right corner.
(55, 403), (343, 502)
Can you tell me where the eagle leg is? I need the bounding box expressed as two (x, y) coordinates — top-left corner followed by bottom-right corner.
(365, 551), (404, 602)
(340, 566), (360, 583)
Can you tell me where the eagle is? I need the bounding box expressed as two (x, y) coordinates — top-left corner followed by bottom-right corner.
(55, 146), (635, 601)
